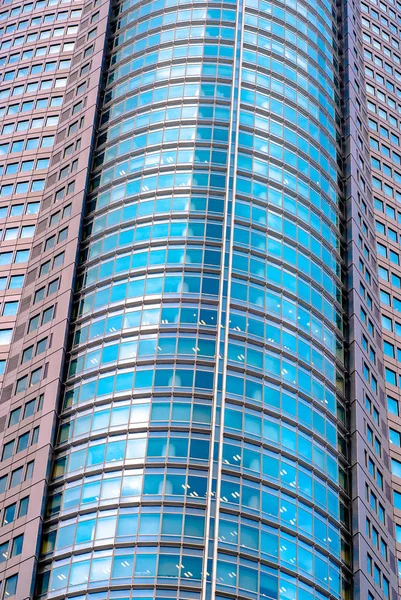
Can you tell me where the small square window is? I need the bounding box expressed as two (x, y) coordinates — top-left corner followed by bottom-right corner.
(34, 287), (45, 304)
(25, 461), (34, 480)
(18, 496), (29, 517)
(1, 440), (14, 461)
(22, 346), (33, 363)
(53, 253), (64, 268)
(23, 399), (35, 419)
(28, 315), (40, 333)
(10, 205), (23, 217)
(8, 407), (21, 427)
(21, 225), (35, 238)
(3, 503), (16, 525)
(0, 329), (12, 344)
(30, 367), (42, 386)
(48, 279), (59, 295)
(16, 375), (27, 393)
(10, 534), (23, 557)
(15, 250), (29, 263)
(26, 202), (40, 215)
(4, 227), (18, 240)
(36, 338), (47, 355)
(0, 541), (8, 562)
(39, 261), (50, 277)
(10, 466), (23, 487)
(9, 275), (23, 289)
(3, 301), (18, 316)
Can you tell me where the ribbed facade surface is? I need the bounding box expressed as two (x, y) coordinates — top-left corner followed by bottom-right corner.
(0, 0), (398, 598)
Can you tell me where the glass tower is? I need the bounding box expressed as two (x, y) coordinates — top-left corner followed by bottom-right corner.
(0, 0), (398, 598)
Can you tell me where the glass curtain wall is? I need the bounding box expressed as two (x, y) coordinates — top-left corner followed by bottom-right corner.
(35, 0), (350, 598)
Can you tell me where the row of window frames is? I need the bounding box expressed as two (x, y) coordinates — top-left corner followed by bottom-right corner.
(1, 497), (29, 526)
(383, 338), (401, 361)
(361, 1), (401, 30)
(0, 75), (68, 100)
(1, 0), (82, 15)
(55, 181), (75, 203)
(363, 361), (379, 395)
(362, 333), (377, 366)
(371, 154), (401, 180)
(21, 335), (48, 363)
(0, 158), (49, 176)
(366, 68), (401, 99)
(368, 86), (401, 115)
(374, 196), (401, 221)
(0, 203), (38, 221)
(366, 424), (382, 458)
(47, 202), (71, 229)
(0, 249), (30, 265)
(0, 275), (23, 291)
(16, 364), (45, 393)
(375, 219), (400, 242)
(377, 240), (401, 263)
(34, 278), (59, 305)
(381, 311), (401, 334)
(366, 83), (401, 115)
(368, 117), (401, 144)
(363, 0), (401, 18)
(365, 48), (401, 78)
(366, 517), (388, 560)
(0, 95), (63, 116)
(38, 252), (64, 279)
(0, 460), (34, 495)
(0, 226), (35, 241)
(0, 41), (74, 65)
(368, 97), (401, 124)
(0, 10), (81, 35)
(380, 288), (401, 313)
(0, 534), (23, 564)
(0, 574), (17, 599)
(8, 395), (43, 428)
(0, 23), (79, 53)
(27, 306), (54, 335)
(1, 115), (59, 136)
(362, 14), (400, 46)
(366, 553), (390, 597)
(0, 301), (19, 317)
(361, 29), (401, 71)
(365, 483), (386, 523)
(366, 394), (381, 427)
(1, 426), (39, 461)
(358, 256), (374, 288)
(0, 179), (45, 197)
(0, 135), (54, 156)
(2, 58), (71, 83)
(362, 1), (401, 33)
(378, 264), (401, 288)
(364, 450), (384, 490)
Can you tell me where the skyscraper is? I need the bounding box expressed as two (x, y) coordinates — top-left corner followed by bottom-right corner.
(0, 0), (398, 598)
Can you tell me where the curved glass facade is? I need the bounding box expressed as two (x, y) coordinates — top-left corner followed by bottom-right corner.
(36, 0), (350, 598)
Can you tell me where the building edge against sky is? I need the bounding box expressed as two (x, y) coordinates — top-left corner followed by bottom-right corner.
(0, 0), (397, 599)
